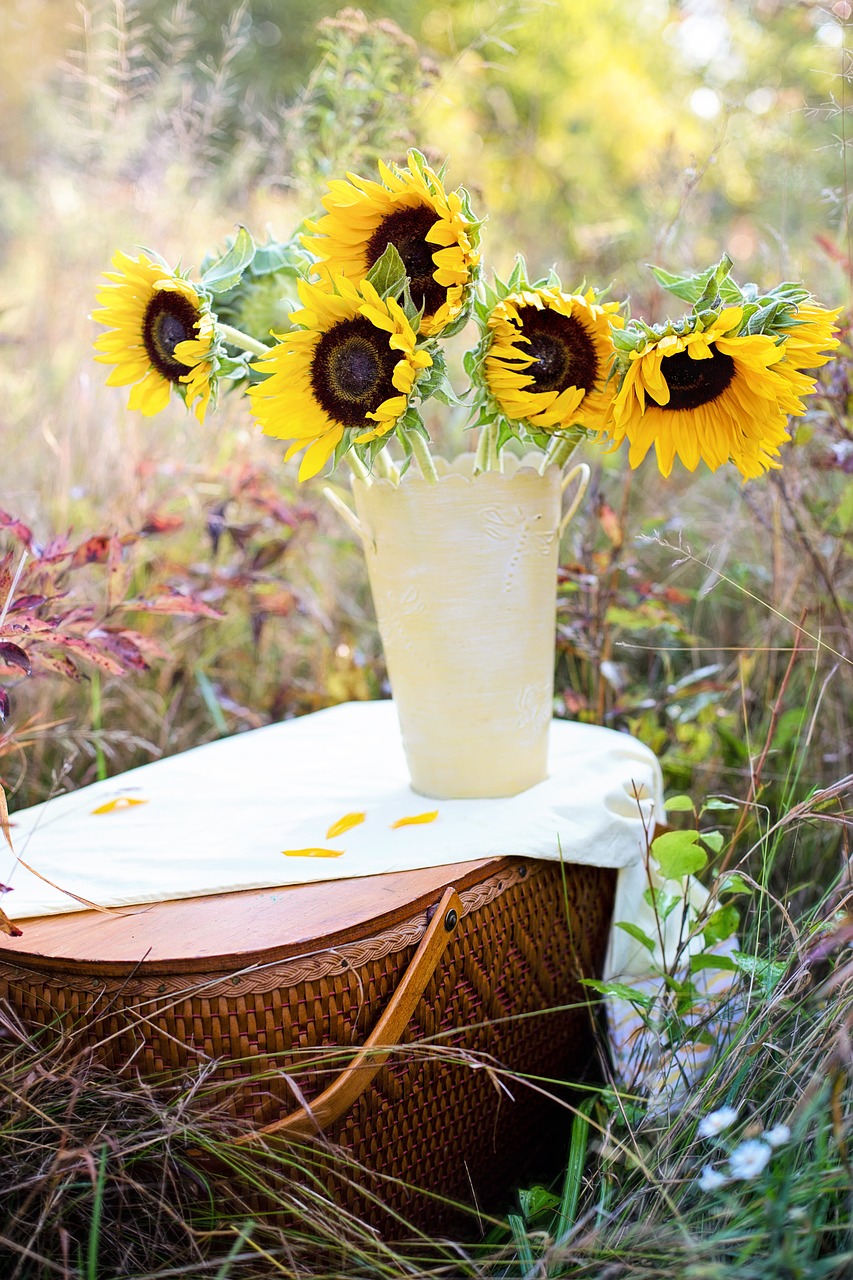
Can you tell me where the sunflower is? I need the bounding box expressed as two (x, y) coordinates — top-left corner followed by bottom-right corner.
(301, 153), (480, 338)
(247, 275), (432, 481)
(774, 301), (841, 398)
(93, 251), (215, 422)
(606, 307), (808, 480)
(483, 287), (622, 435)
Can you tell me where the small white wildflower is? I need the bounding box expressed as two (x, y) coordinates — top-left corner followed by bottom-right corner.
(728, 1139), (772, 1180)
(764, 1123), (791, 1149)
(698, 1164), (729, 1191)
(697, 1105), (739, 1138)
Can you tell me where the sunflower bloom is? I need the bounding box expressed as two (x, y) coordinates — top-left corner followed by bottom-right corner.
(302, 154), (480, 338)
(484, 288), (622, 434)
(247, 276), (432, 481)
(93, 250), (215, 422)
(607, 308), (810, 480)
(774, 301), (841, 398)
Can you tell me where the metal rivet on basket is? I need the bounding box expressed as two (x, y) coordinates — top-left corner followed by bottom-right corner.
(444, 908), (458, 932)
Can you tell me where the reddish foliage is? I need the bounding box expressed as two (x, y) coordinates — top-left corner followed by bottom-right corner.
(0, 508), (221, 723)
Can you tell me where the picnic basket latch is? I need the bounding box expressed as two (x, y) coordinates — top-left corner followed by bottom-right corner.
(235, 884), (463, 1143)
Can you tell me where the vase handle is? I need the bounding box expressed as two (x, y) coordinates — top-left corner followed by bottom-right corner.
(559, 463), (591, 536)
(323, 485), (370, 546)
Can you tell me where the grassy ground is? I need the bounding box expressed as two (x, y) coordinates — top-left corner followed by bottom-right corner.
(1, 4), (852, 1276)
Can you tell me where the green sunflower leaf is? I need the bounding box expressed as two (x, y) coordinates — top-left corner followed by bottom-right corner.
(648, 264), (708, 304)
(506, 255), (527, 293)
(437, 305), (475, 339)
(463, 348), (480, 378)
(398, 405), (428, 438)
(365, 243), (408, 302)
(202, 226), (256, 294)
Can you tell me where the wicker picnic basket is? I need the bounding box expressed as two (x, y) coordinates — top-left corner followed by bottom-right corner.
(0, 854), (615, 1232)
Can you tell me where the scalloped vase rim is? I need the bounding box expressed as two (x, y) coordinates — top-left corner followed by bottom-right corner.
(352, 451), (562, 492)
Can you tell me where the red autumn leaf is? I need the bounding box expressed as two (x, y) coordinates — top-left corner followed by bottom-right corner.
(60, 606), (96, 631)
(47, 635), (126, 675)
(252, 587), (297, 617)
(0, 511), (33, 547)
(108, 629), (168, 662)
(71, 535), (112, 568)
(141, 512), (184, 535)
(598, 499), (623, 548)
(250, 539), (291, 572)
(1, 615), (55, 637)
(0, 643), (31, 676)
(0, 906), (22, 938)
(90, 629), (149, 671)
(121, 593), (225, 620)
(6, 594), (47, 613)
(107, 537), (132, 613)
(36, 535), (72, 563)
(33, 652), (80, 680)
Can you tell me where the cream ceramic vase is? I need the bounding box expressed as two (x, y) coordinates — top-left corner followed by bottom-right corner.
(327, 453), (589, 800)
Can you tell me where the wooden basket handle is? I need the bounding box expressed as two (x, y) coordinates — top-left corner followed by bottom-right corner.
(234, 886), (463, 1143)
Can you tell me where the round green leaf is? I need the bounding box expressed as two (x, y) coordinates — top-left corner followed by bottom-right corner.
(651, 829), (708, 880)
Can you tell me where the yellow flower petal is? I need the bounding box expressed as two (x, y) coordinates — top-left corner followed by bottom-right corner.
(282, 847), (345, 858)
(325, 811), (366, 838)
(91, 797), (148, 815)
(390, 810), (439, 829)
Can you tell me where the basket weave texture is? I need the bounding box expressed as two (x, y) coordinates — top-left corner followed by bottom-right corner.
(0, 857), (615, 1230)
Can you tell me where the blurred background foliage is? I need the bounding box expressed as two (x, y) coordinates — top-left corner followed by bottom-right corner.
(0, 0), (850, 871)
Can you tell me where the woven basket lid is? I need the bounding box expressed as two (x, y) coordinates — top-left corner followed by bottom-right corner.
(0, 857), (504, 977)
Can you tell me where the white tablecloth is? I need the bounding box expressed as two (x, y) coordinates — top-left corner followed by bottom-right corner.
(3, 700), (733, 1105)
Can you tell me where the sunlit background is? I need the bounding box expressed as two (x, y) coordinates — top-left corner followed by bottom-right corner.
(0, 0), (849, 817)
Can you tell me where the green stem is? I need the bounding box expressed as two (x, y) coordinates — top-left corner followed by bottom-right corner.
(344, 450), (371, 483)
(90, 672), (107, 784)
(473, 422), (500, 474)
(403, 429), (439, 483)
(218, 322), (272, 358)
(374, 446), (400, 484)
(540, 431), (581, 474)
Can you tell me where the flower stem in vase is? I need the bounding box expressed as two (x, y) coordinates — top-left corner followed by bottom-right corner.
(473, 422), (501, 474)
(403, 428), (439, 484)
(345, 450), (371, 483)
(540, 431), (582, 474)
(374, 447), (401, 484)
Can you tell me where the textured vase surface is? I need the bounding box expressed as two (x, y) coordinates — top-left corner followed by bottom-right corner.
(352, 453), (570, 799)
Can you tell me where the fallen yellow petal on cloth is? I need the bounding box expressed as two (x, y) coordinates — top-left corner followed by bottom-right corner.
(390, 810), (439, 829)
(91, 797), (149, 815)
(325, 811), (366, 838)
(282, 847), (345, 858)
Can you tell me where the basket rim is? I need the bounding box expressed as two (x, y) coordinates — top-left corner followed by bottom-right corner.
(0, 855), (530, 979)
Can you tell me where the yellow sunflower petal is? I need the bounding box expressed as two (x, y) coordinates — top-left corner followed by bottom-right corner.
(390, 810), (439, 829)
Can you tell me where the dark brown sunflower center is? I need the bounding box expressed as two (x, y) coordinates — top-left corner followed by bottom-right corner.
(310, 316), (398, 427)
(515, 308), (599, 395)
(143, 291), (199, 382)
(364, 205), (445, 321)
(658, 347), (735, 411)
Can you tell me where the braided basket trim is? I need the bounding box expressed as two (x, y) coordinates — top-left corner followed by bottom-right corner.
(0, 861), (538, 1003)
